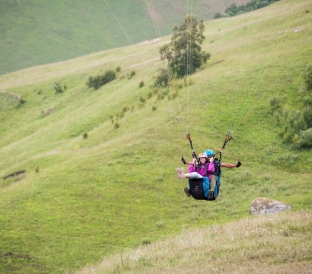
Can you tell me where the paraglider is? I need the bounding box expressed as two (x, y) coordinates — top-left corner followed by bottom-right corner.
(176, 133), (241, 201)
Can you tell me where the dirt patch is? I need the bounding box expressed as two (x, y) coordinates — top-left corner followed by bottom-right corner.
(43, 106), (55, 117)
(3, 170), (26, 180)
(211, 59), (225, 66)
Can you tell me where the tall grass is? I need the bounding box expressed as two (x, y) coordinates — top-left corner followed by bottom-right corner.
(75, 211), (312, 274)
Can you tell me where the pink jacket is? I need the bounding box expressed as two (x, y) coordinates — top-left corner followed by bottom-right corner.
(188, 162), (215, 179)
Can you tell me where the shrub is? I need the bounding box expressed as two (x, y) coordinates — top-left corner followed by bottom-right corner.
(83, 132), (88, 139)
(86, 70), (116, 90)
(152, 105), (156, 111)
(270, 97), (281, 114)
(302, 63), (312, 90)
(154, 68), (169, 87)
(297, 128), (312, 148)
(140, 96), (145, 103)
(53, 81), (63, 93)
(101, 70), (116, 85)
(114, 122), (120, 129)
(141, 238), (151, 245)
(139, 81), (144, 88)
(128, 70), (136, 79)
(303, 95), (312, 107)
(116, 66), (121, 73)
(288, 110), (307, 133)
(303, 106), (312, 128)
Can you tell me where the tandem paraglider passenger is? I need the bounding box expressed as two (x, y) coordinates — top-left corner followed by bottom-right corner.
(176, 149), (241, 201)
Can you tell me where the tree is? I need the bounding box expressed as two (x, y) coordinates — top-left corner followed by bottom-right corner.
(213, 12), (222, 19)
(159, 15), (210, 78)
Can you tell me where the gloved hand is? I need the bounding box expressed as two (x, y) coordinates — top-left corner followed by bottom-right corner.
(236, 160), (241, 168)
(181, 156), (186, 165)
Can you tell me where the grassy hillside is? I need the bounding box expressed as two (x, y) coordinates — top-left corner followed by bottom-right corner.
(76, 211), (312, 274)
(0, 0), (250, 76)
(0, 0), (312, 273)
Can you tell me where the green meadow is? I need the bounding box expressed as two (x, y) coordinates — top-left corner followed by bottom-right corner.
(0, 0), (245, 75)
(0, 0), (312, 273)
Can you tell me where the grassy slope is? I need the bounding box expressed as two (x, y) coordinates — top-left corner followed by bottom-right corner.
(76, 211), (312, 274)
(0, 0), (249, 76)
(0, 0), (312, 273)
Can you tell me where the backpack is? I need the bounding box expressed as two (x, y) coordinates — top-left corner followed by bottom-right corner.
(188, 160), (222, 201)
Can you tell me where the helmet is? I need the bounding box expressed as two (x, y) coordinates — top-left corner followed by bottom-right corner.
(205, 149), (214, 157)
(198, 152), (207, 158)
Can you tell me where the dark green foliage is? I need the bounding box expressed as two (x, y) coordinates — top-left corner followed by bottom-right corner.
(152, 105), (156, 111)
(214, 0), (280, 18)
(140, 96), (145, 103)
(302, 64), (312, 90)
(302, 106), (312, 128)
(86, 70), (116, 90)
(297, 128), (312, 148)
(83, 132), (88, 139)
(154, 68), (170, 87)
(128, 70), (136, 79)
(303, 96), (312, 107)
(139, 81), (144, 88)
(272, 64), (312, 147)
(114, 121), (120, 129)
(159, 15), (210, 78)
(213, 12), (222, 19)
(54, 81), (63, 93)
(116, 66), (121, 73)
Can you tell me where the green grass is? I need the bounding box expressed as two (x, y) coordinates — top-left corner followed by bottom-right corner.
(75, 211), (312, 274)
(0, 0), (312, 273)
(0, 0), (247, 75)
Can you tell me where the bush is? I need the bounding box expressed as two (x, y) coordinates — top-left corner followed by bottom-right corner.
(116, 66), (121, 73)
(288, 110), (307, 133)
(54, 81), (63, 93)
(128, 70), (136, 79)
(270, 97), (281, 114)
(83, 132), (88, 139)
(103, 70), (116, 83)
(139, 81), (144, 88)
(154, 68), (169, 87)
(86, 70), (116, 90)
(302, 63), (312, 90)
(303, 106), (312, 128)
(297, 128), (312, 148)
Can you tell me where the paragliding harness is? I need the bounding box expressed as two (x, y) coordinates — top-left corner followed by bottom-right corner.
(184, 133), (232, 201)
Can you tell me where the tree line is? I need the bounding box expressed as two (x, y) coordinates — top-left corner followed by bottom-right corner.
(214, 0), (280, 19)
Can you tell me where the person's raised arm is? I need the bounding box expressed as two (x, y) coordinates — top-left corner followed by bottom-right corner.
(221, 160), (241, 168)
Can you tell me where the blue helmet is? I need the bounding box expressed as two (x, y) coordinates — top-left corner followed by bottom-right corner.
(205, 149), (214, 156)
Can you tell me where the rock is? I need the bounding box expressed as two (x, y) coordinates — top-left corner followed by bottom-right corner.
(251, 197), (291, 215)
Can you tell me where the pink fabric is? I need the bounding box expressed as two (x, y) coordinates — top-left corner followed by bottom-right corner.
(188, 162), (215, 179)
